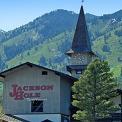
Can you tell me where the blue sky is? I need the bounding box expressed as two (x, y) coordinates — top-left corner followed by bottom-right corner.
(0, 0), (122, 31)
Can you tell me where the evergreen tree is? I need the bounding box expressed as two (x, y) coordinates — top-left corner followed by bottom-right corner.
(72, 59), (119, 122)
(117, 67), (122, 88)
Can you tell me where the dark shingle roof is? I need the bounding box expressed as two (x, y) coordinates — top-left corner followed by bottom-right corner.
(72, 6), (91, 53)
(67, 6), (94, 55)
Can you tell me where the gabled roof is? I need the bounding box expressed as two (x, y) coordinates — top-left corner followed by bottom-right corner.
(67, 6), (95, 55)
(0, 62), (77, 81)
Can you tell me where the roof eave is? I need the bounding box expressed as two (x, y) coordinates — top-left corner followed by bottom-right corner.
(0, 62), (77, 82)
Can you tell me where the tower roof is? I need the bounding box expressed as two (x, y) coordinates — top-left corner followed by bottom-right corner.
(67, 6), (93, 54)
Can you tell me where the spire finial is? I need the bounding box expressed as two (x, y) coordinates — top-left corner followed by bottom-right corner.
(82, 0), (85, 5)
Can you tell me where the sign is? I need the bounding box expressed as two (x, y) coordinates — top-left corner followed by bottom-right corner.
(9, 84), (54, 100)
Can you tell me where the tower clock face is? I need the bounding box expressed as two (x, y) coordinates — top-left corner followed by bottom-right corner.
(77, 55), (87, 64)
(71, 54), (88, 65)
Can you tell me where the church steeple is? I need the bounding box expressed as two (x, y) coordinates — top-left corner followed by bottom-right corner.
(72, 6), (91, 53)
(66, 5), (94, 55)
(66, 5), (96, 78)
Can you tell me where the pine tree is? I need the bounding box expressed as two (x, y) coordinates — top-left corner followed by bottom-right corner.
(72, 59), (119, 122)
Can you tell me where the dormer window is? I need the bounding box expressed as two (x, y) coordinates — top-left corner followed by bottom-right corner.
(42, 71), (48, 75)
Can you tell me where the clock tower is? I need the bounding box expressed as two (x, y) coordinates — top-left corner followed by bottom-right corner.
(66, 5), (96, 78)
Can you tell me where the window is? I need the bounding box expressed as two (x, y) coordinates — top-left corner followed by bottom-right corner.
(42, 71), (48, 75)
(76, 70), (82, 74)
(31, 100), (43, 112)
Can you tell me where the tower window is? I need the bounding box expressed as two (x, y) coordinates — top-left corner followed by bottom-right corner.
(31, 100), (43, 112)
(42, 71), (48, 75)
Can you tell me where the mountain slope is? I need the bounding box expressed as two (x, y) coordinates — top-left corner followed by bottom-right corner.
(0, 30), (5, 42)
(0, 9), (122, 77)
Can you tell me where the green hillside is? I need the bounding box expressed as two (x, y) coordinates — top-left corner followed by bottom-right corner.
(0, 9), (122, 78)
(0, 30), (5, 42)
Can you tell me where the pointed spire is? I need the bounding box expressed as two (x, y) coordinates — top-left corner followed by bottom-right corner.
(71, 6), (92, 53)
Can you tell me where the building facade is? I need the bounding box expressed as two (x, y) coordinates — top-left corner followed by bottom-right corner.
(0, 62), (76, 122)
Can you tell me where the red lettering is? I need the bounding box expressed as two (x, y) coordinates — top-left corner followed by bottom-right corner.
(10, 84), (18, 97)
(35, 86), (40, 90)
(29, 86), (35, 91)
(14, 91), (24, 100)
(41, 86), (46, 90)
(9, 84), (54, 100)
(29, 93), (33, 98)
(24, 93), (29, 98)
(23, 86), (28, 91)
(17, 87), (22, 91)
